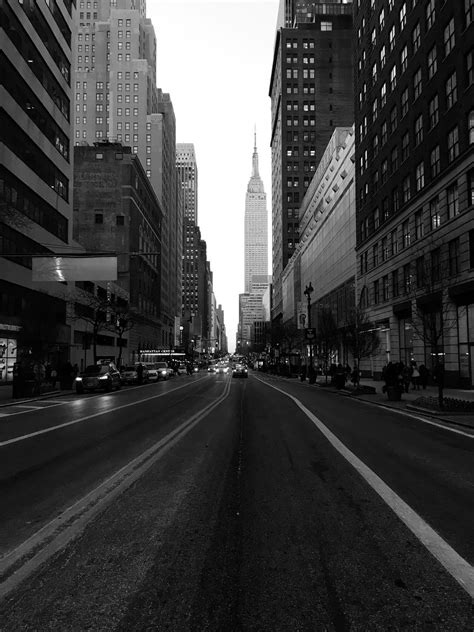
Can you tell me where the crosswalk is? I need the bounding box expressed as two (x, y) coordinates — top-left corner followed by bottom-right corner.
(0, 399), (71, 418)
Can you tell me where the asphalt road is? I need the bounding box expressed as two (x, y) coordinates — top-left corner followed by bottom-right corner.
(0, 372), (473, 630)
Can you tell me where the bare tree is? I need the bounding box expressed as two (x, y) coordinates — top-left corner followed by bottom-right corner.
(315, 307), (339, 382)
(343, 308), (380, 369)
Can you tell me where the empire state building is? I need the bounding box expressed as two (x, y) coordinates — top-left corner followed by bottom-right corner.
(244, 133), (268, 293)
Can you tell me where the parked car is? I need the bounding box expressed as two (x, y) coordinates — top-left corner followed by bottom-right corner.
(143, 363), (160, 382)
(120, 365), (139, 384)
(75, 363), (121, 393)
(232, 364), (248, 378)
(155, 361), (174, 380)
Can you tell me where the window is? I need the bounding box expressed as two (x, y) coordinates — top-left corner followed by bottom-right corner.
(390, 106), (397, 132)
(447, 182), (459, 218)
(415, 210), (424, 240)
(390, 64), (397, 90)
(379, 7), (385, 30)
(469, 169), (474, 206)
(381, 121), (388, 145)
(402, 132), (410, 162)
(446, 72), (457, 109)
(430, 145), (441, 177)
(400, 46), (408, 73)
(392, 270), (399, 298)
(373, 279), (380, 304)
(373, 243), (379, 268)
(429, 94), (439, 128)
(416, 256), (425, 288)
(430, 197), (441, 230)
(389, 25), (396, 51)
(413, 68), (422, 100)
(381, 159), (388, 182)
(414, 115), (423, 146)
(467, 0), (474, 27)
(401, 88), (409, 117)
(374, 208), (380, 229)
(116, 215), (125, 226)
(95, 212), (103, 224)
(391, 146), (399, 172)
(392, 188), (400, 214)
(448, 238), (460, 276)
(381, 82), (387, 107)
(428, 46), (437, 79)
(382, 197), (389, 221)
(447, 126), (459, 163)
(444, 18), (455, 56)
(373, 134), (379, 157)
(470, 230), (474, 268)
(416, 161), (425, 191)
(380, 45), (386, 68)
(402, 176), (411, 203)
(431, 248), (441, 282)
(426, 0), (435, 30)
(403, 263), (411, 294)
(412, 22), (421, 52)
(467, 50), (474, 86)
(382, 237), (389, 261)
(391, 228), (399, 255)
(400, 3), (407, 29)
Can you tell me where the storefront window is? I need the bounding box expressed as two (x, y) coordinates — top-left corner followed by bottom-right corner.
(0, 338), (17, 383)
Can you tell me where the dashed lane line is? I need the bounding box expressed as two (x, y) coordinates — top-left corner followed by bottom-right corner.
(256, 376), (474, 599)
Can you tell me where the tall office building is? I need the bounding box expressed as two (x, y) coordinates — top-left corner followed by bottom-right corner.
(269, 0), (354, 322)
(1, 0), (75, 382)
(354, 1), (474, 386)
(244, 132), (268, 293)
(73, 0), (181, 344)
(176, 144), (198, 224)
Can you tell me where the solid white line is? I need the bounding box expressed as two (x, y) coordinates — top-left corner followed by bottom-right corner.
(258, 377), (474, 599)
(0, 379), (205, 448)
(13, 405), (43, 410)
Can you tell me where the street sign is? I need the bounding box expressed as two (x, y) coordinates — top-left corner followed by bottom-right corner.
(305, 328), (315, 340)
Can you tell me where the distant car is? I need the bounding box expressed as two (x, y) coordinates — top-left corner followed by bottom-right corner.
(143, 363), (160, 382)
(232, 364), (248, 378)
(75, 363), (121, 393)
(155, 361), (174, 380)
(216, 363), (230, 375)
(207, 364), (217, 373)
(176, 362), (187, 375)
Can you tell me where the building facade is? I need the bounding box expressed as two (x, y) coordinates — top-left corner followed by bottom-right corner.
(282, 127), (356, 364)
(245, 133), (268, 293)
(1, 0), (75, 381)
(354, 0), (474, 386)
(269, 1), (354, 323)
(73, 0), (181, 344)
(73, 144), (164, 362)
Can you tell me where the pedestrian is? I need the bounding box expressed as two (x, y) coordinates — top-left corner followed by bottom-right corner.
(351, 365), (360, 387)
(136, 362), (144, 384)
(411, 361), (420, 390)
(50, 366), (58, 389)
(419, 364), (429, 389)
(401, 363), (412, 393)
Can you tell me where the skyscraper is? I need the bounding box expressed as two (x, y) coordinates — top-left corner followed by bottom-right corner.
(269, 1), (354, 322)
(72, 0), (181, 344)
(1, 0), (74, 381)
(245, 132), (268, 293)
(176, 144), (198, 224)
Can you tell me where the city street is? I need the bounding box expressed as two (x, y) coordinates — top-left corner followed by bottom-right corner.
(0, 371), (473, 630)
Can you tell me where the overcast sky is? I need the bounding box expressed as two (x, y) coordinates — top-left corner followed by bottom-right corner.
(148, 0), (279, 351)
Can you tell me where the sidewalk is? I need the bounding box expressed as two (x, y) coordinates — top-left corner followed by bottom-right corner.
(310, 376), (474, 430)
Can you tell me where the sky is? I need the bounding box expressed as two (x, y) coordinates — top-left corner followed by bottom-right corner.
(148, 0), (279, 351)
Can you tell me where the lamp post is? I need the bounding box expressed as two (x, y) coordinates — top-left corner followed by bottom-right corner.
(304, 282), (316, 383)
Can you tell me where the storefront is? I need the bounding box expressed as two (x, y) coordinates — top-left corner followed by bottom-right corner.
(0, 325), (20, 384)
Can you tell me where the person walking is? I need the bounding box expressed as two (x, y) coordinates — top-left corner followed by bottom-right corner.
(401, 363), (412, 393)
(419, 364), (429, 389)
(136, 362), (144, 385)
(411, 361), (420, 390)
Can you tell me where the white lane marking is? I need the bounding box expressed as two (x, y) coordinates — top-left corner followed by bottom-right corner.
(36, 400), (69, 405)
(0, 378), (206, 448)
(13, 405), (43, 410)
(258, 377), (474, 599)
(0, 379), (232, 598)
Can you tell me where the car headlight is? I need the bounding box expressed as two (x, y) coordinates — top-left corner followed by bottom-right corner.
(99, 375), (109, 380)
(75, 377), (82, 382)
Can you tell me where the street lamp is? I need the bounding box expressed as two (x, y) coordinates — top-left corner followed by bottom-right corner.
(303, 282), (316, 383)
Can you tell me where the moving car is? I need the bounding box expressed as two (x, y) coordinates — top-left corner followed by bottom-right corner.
(176, 362), (187, 375)
(207, 364), (217, 373)
(155, 361), (174, 380)
(120, 365), (139, 384)
(143, 363), (160, 382)
(75, 363), (121, 393)
(232, 364), (248, 378)
(216, 362), (230, 375)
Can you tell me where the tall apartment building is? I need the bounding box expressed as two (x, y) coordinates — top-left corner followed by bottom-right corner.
(269, 0), (354, 323)
(354, 0), (474, 386)
(245, 133), (268, 293)
(0, 0), (75, 382)
(73, 0), (181, 344)
(176, 144), (198, 224)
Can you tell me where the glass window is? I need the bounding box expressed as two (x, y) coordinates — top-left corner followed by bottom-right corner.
(430, 145), (441, 177)
(444, 18), (455, 56)
(415, 162), (425, 191)
(447, 126), (459, 163)
(412, 22), (421, 52)
(429, 94), (439, 128)
(447, 182), (459, 218)
(402, 132), (410, 161)
(426, 0), (435, 30)
(415, 210), (424, 240)
(446, 72), (457, 109)
(401, 88), (409, 117)
(430, 196), (441, 230)
(402, 176), (411, 203)
(413, 68), (422, 100)
(401, 46), (408, 73)
(414, 114), (423, 146)
(428, 45), (437, 79)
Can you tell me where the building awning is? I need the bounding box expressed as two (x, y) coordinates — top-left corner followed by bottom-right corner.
(392, 301), (412, 318)
(416, 291), (442, 311)
(448, 280), (474, 305)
